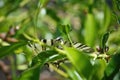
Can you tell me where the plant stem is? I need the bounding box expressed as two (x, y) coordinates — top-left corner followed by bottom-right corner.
(49, 64), (68, 78)
(9, 55), (17, 80)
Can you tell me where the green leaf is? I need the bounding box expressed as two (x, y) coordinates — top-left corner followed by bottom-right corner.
(61, 64), (82, 80)
(18, 50), (65, 80)
(101, 5), (111, 33)
(18, 63), (41, 80)
(59, 24), (72, 44)
(101, 32), (109, 50)
(90, 59), (106, 80)
(104, 50), (120, 79)
(64, 47), (93, 79)
(0, 41), (27, 58)
(84, 13), (97, 47)
(31, 50), (65, 66)
(59, 24), (72, 35)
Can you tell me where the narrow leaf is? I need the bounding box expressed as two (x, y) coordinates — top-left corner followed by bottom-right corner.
(101, 5), (111, 33)
(84, 13), (96, 47)
(101, 32), (109, 50)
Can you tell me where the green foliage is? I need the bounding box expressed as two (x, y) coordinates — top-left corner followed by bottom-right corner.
(64, 47), (93, 79)
(90, 59), (106, 80)
(101, 32), (110, 52)
(18, 50), (65, 80)
(84, 13), (97, 47)
(0, 0), (120, 80)
(104, 50), (120, 80)
(103, 5), (111, 33)
(18, 63), (41, 80)
(61, 64), (82, 80)
(39, 0), (49, 7)
(0, 41), (27, 58)
(59, 24), (71, 35)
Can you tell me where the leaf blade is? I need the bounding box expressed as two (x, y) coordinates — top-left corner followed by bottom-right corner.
(18, 50), (65, 80)
(64, 47), (93, 79)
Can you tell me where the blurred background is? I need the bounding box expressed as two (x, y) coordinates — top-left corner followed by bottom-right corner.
(0, 0), (120, 80)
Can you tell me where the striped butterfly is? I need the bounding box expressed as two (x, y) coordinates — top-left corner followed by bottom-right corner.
(37, 37), (95, 68)
(40, 37), (94, 53)
(28, 36), (94, 68)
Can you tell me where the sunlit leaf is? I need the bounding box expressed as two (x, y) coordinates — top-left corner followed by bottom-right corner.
(84, 13), (97, 47)
(102, 5), (111, 33)
(64, 47), (93, 79)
